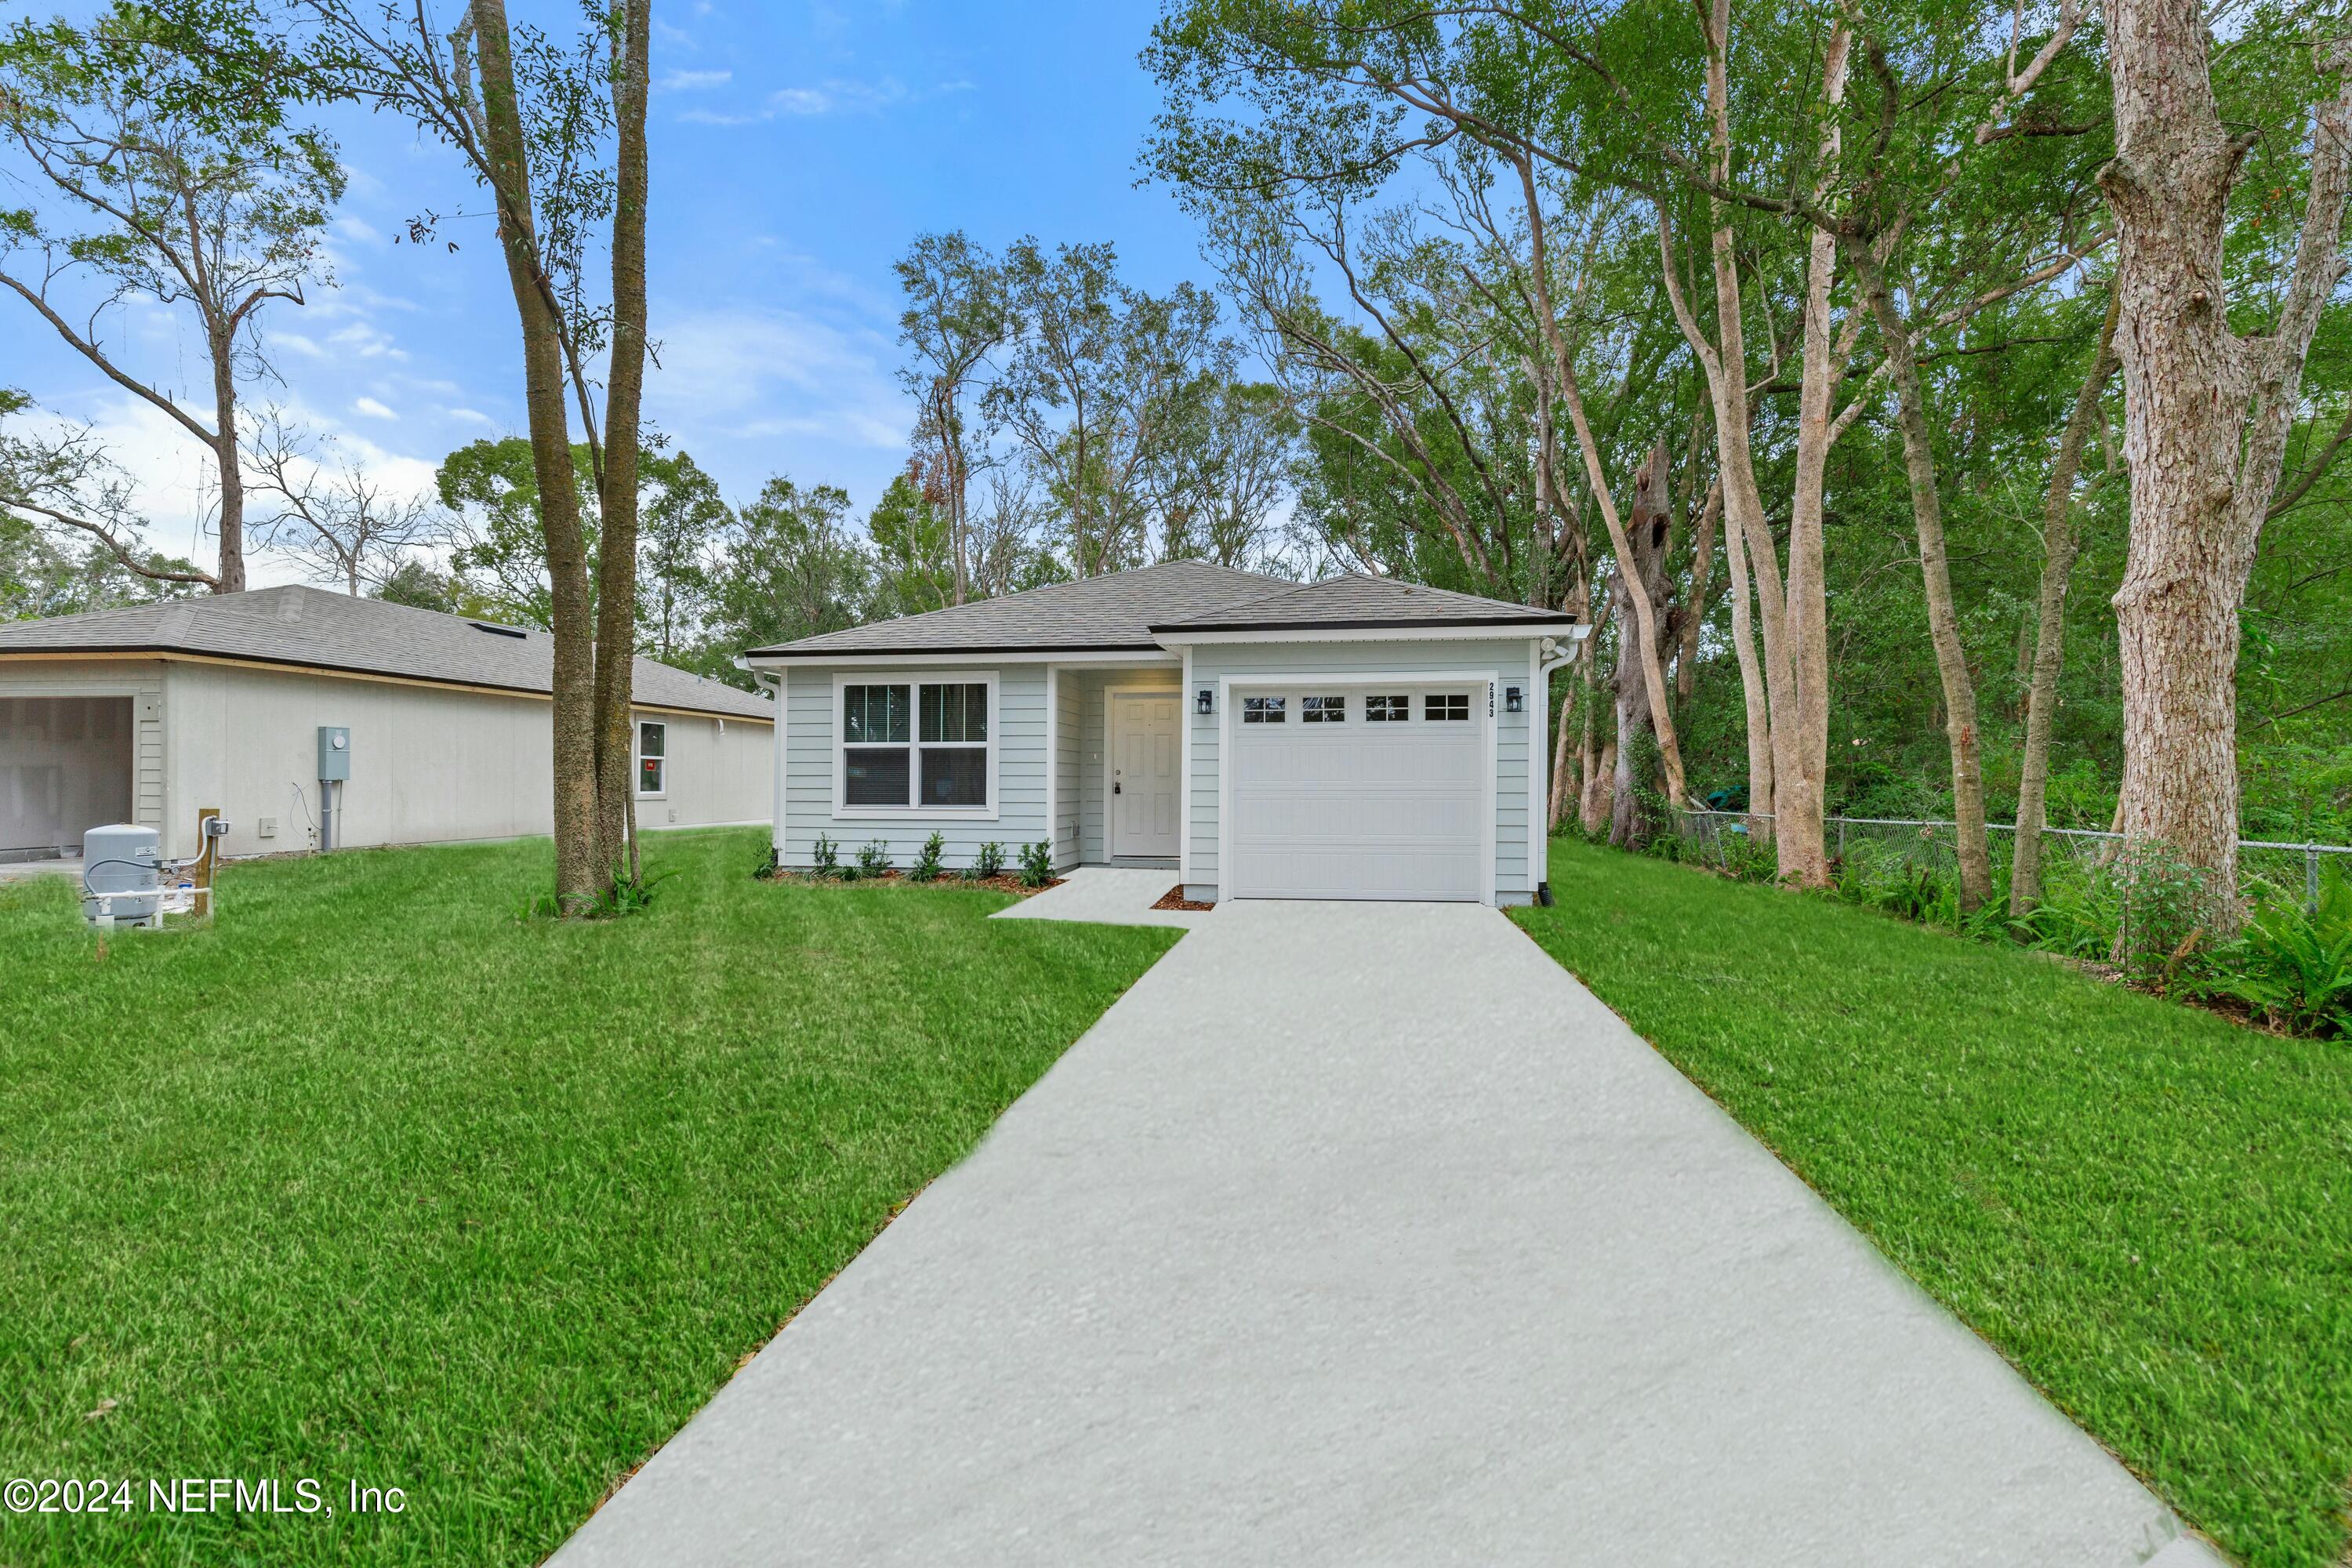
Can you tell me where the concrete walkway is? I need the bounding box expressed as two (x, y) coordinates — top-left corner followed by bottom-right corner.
(989, 865), (1211, 929)
(553, 900), (2212, 1568)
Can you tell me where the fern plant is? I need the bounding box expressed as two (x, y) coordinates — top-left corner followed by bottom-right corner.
(2208, 885), (2352, 1037)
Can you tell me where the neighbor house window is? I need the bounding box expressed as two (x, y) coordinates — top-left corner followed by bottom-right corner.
(637, 720), (667, 796)
(1425, 693), (1470, 721)
(1242, 696), (1286, 724)
(838, 677), (993, 813)
(1301, 695), (1346, 724)
(1364, 695), (1408, 722)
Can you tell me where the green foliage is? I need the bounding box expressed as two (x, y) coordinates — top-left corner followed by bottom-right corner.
(809, 833), (840, 880)
(908, 831), (946, 884)
(966, 840), (1006, 881)
(2202, 879), (2352, 1039)
(1017, 840), (1054, 888)
(855, 838), (892, 879)
(584, 864), (675, 920)
(0, 828), (1174, 1568)
(1515, 838), (2352, 1568)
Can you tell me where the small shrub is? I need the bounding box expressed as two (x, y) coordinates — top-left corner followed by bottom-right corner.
(2112, 844), (2223, 994)
(1017, 839), (1054, 888)
(588, 865), (676, 919)
(909, 831), (946, 884)
(2203, 882), (2352, 1037)
(811, 833), (840, 880)
(856, 839), (893, 879)
(966, 841), (1006, 881)
(753, 842), (781, 880)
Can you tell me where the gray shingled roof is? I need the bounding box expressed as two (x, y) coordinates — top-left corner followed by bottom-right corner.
(1151, 572), (1571, 633)
(746, 560), (1569, 658)
(0, 585), (774, 719)
(745, 559), (1294, 657)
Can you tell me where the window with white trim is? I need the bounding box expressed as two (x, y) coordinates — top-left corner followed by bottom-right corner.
(1301, 695), (1346, 723)
(1364, 695), (1409, 722)
(1242, 695), (1287, 724)
(840, 680), (990, 810)
(636, 720), (667, 797)
(1425, 693), (1470, 721)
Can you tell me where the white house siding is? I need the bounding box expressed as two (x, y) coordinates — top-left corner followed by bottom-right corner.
(779, 663), (1049, 873)
(1182, 638), (1541, 906)
(0, 659), (169, 851)
(163, 660), (769, 860)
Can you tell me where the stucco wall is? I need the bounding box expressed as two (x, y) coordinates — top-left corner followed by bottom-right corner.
(1183, 637), (1541, 904)
(164, 660), (769, 860)
(0, 659), (169, 850)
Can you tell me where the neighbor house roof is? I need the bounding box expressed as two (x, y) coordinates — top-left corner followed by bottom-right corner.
(1149, 573), (1571, 634)
(744, 561), (1570, 659)
(0, 585), (774, 720)
(744, 560), (1294, 658)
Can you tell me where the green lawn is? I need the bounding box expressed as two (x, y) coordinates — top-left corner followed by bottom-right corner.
(1513, 836), (2352, 1568)
(0, 829), (1175, 1567)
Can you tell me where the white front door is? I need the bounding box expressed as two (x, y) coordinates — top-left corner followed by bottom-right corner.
(1227, 685), (1487, 901)
(1110, 691), (1181, 858)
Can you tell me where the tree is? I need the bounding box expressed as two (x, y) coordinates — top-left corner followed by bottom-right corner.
(307, 0), (653, 909)
(704, 475), (868, 670)
(0, 400), (218, 593)
(638, 449), (728, 662)
(896, 230), (1011, 604)
(245, 409), (445, 594)
(2100, 11), (2352, 920)
(437, 436), (596, 630)
(0, 4), (343, 593)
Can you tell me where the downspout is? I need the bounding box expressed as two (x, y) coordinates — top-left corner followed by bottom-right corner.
(1533, 627), (1593, 907)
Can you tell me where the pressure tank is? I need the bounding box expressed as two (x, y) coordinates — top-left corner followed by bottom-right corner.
(82, 824), (163, 925)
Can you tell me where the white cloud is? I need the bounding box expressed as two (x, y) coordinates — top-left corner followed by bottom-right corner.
(334, 216), (386, 246)
(447, 407), (496, 428)
(354, 397), (397, 420)
(679, 75), (929, 127)
(659, 68), (731, 90)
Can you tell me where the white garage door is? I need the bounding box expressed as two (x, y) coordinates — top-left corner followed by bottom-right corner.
(1227, 684), (1487, 902)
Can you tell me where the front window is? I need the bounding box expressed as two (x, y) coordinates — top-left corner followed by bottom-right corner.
(840, 678), (993, 811)
(636, 720), (667, 796)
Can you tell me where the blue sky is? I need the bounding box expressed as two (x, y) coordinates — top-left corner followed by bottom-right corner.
(11, 0), (1213, 582)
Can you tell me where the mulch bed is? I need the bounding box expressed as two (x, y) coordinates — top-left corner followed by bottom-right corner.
(762, 869), (1064, 898)
(1152, 885), (1214, 911)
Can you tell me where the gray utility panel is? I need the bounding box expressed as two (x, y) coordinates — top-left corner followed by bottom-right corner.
(317, 725), (350, 782)
(2, 696), (133, 855)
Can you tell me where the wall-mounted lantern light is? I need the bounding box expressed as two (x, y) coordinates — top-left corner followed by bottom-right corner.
(1196, 688), (1214, 716)
(1504, 685), (1524, 713)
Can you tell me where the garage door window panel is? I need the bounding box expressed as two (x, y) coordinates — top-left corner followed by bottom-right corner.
(1242, 696), (1286, 724)
(1425, 693), (1470, 721)
(1365, 695), (1408, 722)
(1301, 695), (1346, 723)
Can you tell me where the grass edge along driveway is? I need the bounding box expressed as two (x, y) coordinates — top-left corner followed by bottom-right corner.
(1512, 836), (2352, 1568)
(0, 828), (1176, 1568)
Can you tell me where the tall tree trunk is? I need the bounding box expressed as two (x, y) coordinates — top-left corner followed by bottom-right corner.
(1723, 500), (1774, 838)
(591, 0), (652, 886)
(1675, 476), (1720, 701)
(1606, 447), (1678, 846)
(1581, 736), (1616, 836)
(209, 328), (247, 593)
(2010, 289), (2121, 915)
(470, 0), (597, 913)
(1847, 240), (1994, 912)
(2098, 10), (2352, 924)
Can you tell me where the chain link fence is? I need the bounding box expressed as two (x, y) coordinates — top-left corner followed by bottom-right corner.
(1675, 811), (2350, 909)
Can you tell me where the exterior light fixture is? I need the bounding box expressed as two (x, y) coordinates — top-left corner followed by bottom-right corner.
(1196, 688), (1214, 716)
(1504, 685), (1524, 714)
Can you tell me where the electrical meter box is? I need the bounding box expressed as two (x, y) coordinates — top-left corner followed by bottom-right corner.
(317, 725), (351, 782)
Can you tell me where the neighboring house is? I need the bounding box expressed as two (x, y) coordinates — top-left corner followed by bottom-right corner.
(0, 586), (773, 862)
(742, 561), (1579, 906)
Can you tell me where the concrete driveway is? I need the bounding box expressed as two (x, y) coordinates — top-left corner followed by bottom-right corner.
(553, 898), (2211, 1567)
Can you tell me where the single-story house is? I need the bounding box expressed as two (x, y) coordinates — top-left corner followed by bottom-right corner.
(0, 585), (774, 862)
(742, 561), (1579, 906)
